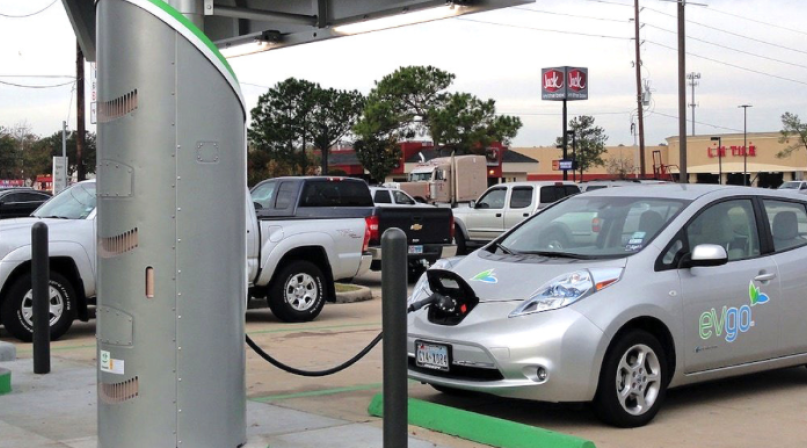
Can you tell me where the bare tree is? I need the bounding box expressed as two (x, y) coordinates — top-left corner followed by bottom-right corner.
(606, 153), (637, 180)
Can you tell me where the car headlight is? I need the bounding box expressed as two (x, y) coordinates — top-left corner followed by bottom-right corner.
(509, 268), (623, 318)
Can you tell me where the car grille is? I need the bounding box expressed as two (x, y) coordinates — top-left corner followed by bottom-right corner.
(408, 357), (504, 382)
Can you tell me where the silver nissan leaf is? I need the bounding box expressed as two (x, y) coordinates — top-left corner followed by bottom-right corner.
(407, 184), (807, 427)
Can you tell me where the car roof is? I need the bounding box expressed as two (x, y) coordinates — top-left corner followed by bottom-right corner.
(580, 183), (807, 201)
(491, 181), (578, 188)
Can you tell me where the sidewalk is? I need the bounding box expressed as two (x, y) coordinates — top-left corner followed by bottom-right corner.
(0, 357), (443, 448)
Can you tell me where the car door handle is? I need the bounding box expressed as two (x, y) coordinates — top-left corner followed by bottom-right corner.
(496, 213), (502, 218)
(754, 273), (776, 282)
(523, 213), (529, 217)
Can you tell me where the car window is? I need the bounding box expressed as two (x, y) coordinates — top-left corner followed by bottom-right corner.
(585, 185), (607, 192)
(763, 200), (807, 252)
(2, 193), (23, 203)
(33, 183), (96, 219)
(251, 181), (276, 209)
(509, 187), (533, 209)
(393, 190), (415, 205)
(685, 200), (760, 262)
(564, 185), (580, 197)
(476, 188), (507, 210)
(801, 184), (807, 190)
(539, 186), (561, 204)
(274, 182), (296, 209)
(374, 190), (392, 204)
(300, 180), (373, 207)
(18, 193), (48, 202)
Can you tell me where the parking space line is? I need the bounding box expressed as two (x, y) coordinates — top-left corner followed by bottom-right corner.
(368, 393), (597, 448)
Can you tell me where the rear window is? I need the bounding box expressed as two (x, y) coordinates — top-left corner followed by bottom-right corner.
(374, 190), (392, 204)
(274, 182), (296, 209)
(509, 187), (533, 209)
(300, 180), (373, 207)
(539, 186), (562, 204)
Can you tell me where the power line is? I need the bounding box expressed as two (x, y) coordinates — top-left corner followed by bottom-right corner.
(644, 6), (807, 56)
(0, 75), (75, 79)
(240, 82), (272, 89)
(646, 41), (807, 86)
(706, 7), (807, 37)
(0, 79), (76, 89)
(0, 0), (58, 18)
(456, 17), (633, 40)
(644, 23), (807, 70)
(647, 111), (743, 133)
(509, 7), (630, 24)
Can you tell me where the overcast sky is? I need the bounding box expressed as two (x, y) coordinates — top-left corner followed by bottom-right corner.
(1, 0), (805, 148)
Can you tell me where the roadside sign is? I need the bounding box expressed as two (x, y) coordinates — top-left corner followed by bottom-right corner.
(52, 157), (68, 194)
(542, 67), (589, 101)
(559, 160), (575, 171)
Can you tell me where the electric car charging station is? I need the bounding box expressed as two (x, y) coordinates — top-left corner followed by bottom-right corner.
(56, 1), (529, 446)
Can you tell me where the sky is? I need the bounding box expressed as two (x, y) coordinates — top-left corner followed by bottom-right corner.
(1, 0), (806, 149)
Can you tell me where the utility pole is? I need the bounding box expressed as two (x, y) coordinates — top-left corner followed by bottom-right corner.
(677, 0), (688, 183)
(740, 104), (753, 186)
(634, 0), (646, 179)
(687, 72), (700, 136)
(76, 41), (86, 182)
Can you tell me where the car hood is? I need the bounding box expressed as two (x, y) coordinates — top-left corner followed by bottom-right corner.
(0, 217), (90, 255)
(443, 250), (627, 303)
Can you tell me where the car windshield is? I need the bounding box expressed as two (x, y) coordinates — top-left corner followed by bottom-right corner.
(498, 195), (689, 259)
(778, 182), (801, 189)
(409, 172), (433, 182)
(33, 183), (96, 219)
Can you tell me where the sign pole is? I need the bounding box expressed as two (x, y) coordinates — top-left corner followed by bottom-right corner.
(562, 99), (568, 181)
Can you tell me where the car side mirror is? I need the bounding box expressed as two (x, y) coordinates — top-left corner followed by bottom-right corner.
(689, 244), (728, 268)
(253, 202), (263, 211)
(470, 200), (477, 209)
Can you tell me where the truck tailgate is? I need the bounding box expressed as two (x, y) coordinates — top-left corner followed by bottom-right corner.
(375, 206), (452, 245)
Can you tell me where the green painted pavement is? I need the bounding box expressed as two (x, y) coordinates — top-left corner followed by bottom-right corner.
(0, 368), (10, 395)
(368, 394), (596, 448)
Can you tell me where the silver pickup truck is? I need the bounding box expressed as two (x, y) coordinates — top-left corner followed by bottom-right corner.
(0, 179), (371, 341)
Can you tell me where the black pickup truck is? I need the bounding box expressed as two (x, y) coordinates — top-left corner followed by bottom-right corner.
(251, 176), (455, 277)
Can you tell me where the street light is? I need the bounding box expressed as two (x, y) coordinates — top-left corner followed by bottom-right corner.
(710, 136), (722, 185)
(739, 105), (753, 186)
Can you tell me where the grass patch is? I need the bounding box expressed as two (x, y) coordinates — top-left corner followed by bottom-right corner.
(334, 283), (362, 293)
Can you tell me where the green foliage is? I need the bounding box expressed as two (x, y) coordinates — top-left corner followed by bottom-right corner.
(556, 115), (608, 178)
(430, 92), (522, 154)
(0, 125), (95, 182)
(354, 136), (402, 183)
(776, 112), (807, 159)
(248, 78), (364, 180)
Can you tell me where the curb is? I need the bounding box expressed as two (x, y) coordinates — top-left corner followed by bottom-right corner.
(334, 284), (373, 304)
(0, 367), (10, 395)
(0, 341), (16, 362)
(368, 394), (596, 448)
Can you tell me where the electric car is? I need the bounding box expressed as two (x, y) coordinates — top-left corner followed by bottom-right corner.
(407, 184), (807, 427)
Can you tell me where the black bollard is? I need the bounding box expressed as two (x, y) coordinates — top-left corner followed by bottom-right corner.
(381, 228), (408, 448)
(32, 222), (50, 374)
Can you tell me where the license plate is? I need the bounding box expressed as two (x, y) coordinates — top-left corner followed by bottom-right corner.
(415, 340), (450, 371)
(409, 245), (424, 254)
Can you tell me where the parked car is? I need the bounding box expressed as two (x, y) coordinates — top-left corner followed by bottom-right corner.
(0, 179), (373, 341)
(778, 180), (807, 193)
(0, 188), (51, 219)
(253, 177), (455, 278)
(452, 181), (580, 254)
(370, 186), (421, 207)
(408, 184), (807, 427)
(581, 180), (669, 193)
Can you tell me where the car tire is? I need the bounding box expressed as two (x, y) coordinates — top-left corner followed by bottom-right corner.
(593, 330), (668, 428)
(0, 272), (76, 342)
(268, 261), (326, 323)
(455, 225), (468, 256)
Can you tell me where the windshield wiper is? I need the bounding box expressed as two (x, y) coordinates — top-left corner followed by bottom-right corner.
(490, 241), (519, 255)
(520, 250), (587, 259)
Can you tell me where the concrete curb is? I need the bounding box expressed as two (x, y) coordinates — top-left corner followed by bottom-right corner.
(334, 284), (373, 304)
(0, 341), (16, 362)
(0, 367), (10, 395)
(368, 394), (596, 448)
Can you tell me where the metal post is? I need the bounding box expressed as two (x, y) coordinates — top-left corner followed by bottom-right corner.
(634, 0), (646, 179)
(32, 222), (50, 374)
(381, 228), (408, 448)
(677, 0), (688, 183)
(740, 105), (752, 186)
(562, 99), (568, 181)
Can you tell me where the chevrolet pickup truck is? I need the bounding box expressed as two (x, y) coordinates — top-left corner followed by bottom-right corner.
(0, 179), (372, 341)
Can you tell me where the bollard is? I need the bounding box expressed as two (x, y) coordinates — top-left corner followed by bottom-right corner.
(32, 222), (50, 374)
(381, 228), (408, 448)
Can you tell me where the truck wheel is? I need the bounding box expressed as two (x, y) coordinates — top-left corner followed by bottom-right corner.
(0, 272), (76, 342)
(455, 225), (468, 256)
(268, 261), (326, 323)
(592, 330), (668, 428)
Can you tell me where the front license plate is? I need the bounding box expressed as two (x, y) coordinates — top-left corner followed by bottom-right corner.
(409, 245), (424, 254)
(415, 341), (450, 371)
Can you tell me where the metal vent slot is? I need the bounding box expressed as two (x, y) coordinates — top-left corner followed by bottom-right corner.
(98, 89), (138, 123)
(99, 376), (139, 404)
(99, 228), (139, 258)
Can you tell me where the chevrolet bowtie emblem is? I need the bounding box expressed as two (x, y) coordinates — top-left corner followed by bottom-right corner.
(411, 223), (423, 231)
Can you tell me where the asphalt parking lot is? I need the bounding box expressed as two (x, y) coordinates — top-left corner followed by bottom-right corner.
(2, 270), (807, 448)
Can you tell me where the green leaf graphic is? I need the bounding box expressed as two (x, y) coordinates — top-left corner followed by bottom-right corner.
(749, 281), (758, 305)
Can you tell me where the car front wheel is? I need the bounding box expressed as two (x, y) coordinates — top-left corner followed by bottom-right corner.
(268, 261), (326, 323)
(0, 272), (76, 342)
(593, 330), (667, 428)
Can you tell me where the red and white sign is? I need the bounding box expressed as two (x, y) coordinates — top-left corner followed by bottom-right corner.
(568, 69), (587, 92)
(543, 69), (565, 93)
(707, 144), (757, 158)
(542, 67), (588, 101)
